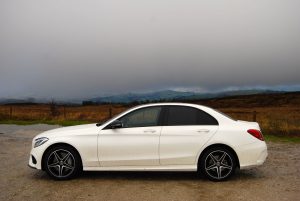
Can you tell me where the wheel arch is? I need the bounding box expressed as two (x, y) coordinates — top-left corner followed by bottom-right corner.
(41, 143), (83, 171)
(197, 143), (240, 170)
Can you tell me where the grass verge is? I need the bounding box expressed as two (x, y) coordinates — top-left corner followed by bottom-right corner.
(264, 134), (300, 143)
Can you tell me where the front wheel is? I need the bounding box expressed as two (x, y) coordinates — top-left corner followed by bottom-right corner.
(43, 145), (82, 180)
(199, 147), (236, 181)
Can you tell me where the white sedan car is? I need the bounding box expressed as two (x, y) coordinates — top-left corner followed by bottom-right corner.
(29, 103), (267, 181)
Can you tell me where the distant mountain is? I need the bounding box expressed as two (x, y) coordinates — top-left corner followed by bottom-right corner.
(0, 89), (287, 105)
(0, 98), (78, 105)
(88, 90), (195, 103)
(87, 89), (282, 104)
(0, 98), (37, 105)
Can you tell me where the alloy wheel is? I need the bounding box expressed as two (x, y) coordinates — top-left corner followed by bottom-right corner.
(204, 150), (233, 180)
(47, 149), (75, 178)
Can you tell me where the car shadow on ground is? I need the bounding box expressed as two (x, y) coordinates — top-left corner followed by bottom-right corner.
(29, 168), (265, 182)
(81, 171), (202, 181)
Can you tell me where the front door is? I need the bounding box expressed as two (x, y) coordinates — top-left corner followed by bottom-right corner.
(98, 106), (162, 167)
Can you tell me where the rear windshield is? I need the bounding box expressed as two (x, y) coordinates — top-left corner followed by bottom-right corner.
(212, 108), (236, 121)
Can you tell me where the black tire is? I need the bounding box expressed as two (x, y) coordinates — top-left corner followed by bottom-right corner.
(199, 146), (236, 181)
(43, 145), (82, 180)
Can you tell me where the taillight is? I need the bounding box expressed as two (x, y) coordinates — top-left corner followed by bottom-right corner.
(247, 129), (264, 141)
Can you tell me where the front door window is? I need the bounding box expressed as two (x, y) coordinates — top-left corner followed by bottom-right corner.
(119, 106), (162, 128)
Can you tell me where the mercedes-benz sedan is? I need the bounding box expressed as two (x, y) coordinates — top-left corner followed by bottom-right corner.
(29, 103), (267, 181)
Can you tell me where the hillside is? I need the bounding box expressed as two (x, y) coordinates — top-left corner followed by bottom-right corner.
(191, 91), (300, 108)
(87, 89), (282, 104)
(90, 91), (300, 108)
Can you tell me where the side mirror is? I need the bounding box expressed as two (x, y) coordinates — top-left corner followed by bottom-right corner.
(109, 120), (123, 129)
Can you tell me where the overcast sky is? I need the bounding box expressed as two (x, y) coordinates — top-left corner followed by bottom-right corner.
(1, 0), (300, 100)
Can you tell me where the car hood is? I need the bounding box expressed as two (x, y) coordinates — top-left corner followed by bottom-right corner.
(34, 123), (99, 139)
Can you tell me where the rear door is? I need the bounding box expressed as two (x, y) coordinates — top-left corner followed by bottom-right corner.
(159, 106), (219, 165)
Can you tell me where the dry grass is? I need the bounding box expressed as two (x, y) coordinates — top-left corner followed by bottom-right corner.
(0, 104), (128, 123)
(0, 92), (299, 136)
(218, 107), (300, 136)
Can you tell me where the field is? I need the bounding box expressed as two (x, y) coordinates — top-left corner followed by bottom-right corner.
(0, 92), (299, 137)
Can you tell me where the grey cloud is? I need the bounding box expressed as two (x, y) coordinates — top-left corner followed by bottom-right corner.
(0, 0), (300, 100)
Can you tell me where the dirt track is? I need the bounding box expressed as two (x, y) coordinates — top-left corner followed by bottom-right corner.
(0, 124), (299, 201)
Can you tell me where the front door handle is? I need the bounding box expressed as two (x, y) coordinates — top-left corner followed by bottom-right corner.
(197, 129), (210, 133)
(144, 129), (156, 133)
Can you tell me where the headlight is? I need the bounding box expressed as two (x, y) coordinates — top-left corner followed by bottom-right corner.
(34, 137), (49, 148)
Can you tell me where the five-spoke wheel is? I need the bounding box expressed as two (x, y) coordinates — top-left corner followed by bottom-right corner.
(200, 147), (236, 181)
(43, 145), (82, 180)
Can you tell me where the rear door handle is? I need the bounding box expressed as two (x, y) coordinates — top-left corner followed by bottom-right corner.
(144, 129), (156, 133)
(197, 129), (210, 133)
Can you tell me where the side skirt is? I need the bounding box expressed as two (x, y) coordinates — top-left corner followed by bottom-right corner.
(83, 165), (197, 172)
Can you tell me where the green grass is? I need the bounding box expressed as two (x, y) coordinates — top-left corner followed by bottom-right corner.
(0, 119), (92, 126)
(264, 134), (300, 143)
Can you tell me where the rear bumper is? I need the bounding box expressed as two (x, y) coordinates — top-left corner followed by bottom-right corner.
(235, 141), (268, 169)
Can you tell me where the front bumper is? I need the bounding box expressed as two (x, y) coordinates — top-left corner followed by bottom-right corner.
(28, 163), (37, 169)
(236, 141), (268, 169)
(28, 144), (48, 170)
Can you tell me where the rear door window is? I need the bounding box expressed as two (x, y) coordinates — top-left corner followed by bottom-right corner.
(165, 106), (218, 126)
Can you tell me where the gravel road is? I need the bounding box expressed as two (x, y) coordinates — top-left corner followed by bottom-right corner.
(0, 124), (299, 201)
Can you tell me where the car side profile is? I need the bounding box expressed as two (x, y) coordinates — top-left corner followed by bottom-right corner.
(29, 103), (267, 181)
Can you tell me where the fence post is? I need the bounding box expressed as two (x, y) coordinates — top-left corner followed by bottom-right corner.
(9, 106), (13, 119)
(109, 107), (112, 118)
(253, 111), (257, 122)
(63, 106), (66, 119)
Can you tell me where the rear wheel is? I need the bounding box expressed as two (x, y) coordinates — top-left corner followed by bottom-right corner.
(43, 145), (82, 180)
(200, 147), (236, 181)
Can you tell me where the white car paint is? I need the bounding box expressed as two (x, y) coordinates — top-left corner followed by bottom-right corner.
(159, 125), (218, 165)
(29, 103), (268, 174)
(99, 126), (161, 166)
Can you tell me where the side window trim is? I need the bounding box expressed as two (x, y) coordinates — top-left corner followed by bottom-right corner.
(158, 106), (167, 126)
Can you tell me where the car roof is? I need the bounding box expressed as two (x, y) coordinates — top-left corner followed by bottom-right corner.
(133, 102), (211, 110)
